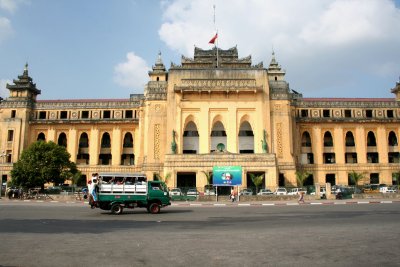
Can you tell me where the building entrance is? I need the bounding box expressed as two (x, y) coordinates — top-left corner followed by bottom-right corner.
(326, 174), (336, 186)
(177, 172), (196, 190)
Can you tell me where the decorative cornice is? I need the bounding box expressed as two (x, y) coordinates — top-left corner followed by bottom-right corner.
(34, 100), (141, 110)
(295, 100), (399, 108)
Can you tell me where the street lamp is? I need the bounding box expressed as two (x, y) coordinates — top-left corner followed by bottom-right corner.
(0, 151), (7, 198)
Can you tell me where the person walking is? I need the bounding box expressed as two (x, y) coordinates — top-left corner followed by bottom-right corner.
(298, 191), (305, 203)
(230, 187), (236, 202)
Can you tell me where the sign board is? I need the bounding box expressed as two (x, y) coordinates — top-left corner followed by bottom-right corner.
(213, 166), (242, 186)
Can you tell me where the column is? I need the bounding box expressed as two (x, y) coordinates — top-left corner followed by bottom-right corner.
(68, 127), (78, 162)
(89, 128), (99, 165)
(355, 127), (366, 163)
(227, 107), (237, 153)
(112, 127), (122, 166)
(198, 107), (209, 154)
(377, 126), (388, 163)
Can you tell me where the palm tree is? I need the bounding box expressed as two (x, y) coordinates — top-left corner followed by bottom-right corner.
(392, 171), (400, 190)
(201, 171), (213, 194)
(154, 173), (171, 185)
(249, 173), (264, 194)
(295, 170), (310, 188)
(201, 171), (213, 185)
(348, 171), (365, 192)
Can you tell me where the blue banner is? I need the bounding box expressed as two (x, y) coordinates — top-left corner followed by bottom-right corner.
(213, 166), (242, 186)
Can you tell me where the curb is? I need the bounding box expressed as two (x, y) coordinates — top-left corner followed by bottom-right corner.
(170, 200), (400, 207)
(2, 199), (400, 206)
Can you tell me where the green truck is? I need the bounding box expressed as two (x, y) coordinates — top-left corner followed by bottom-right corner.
(94, 179), (171, 215)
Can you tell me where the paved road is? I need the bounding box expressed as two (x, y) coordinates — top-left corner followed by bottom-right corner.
(0, 201), (399, 267)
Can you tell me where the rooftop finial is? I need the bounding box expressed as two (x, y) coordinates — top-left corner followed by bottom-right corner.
(23, 62), (29, 75)
(156, 51), (163, 65)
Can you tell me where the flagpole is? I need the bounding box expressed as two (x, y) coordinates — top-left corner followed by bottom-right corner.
(213, 5), (218, 68)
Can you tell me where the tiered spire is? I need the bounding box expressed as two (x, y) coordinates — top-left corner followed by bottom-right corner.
(6, 63), (41, 98)
(267, 51), (286, 81)
(391, 76), (400, 101)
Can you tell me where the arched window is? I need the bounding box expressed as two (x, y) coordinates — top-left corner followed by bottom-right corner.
(101, 132), (111, 148)
(388, 131), (398, 146)
(58, 132), (67, 147)
(210, 121), (227, 152)
(238, 121), (254, 153)
(345, 131), (355, 147)
(183, 121), (199, 154)
(79, 132), (89, 148)
(37, 132), (46, 142)
(301, 131), (311, 147)
(323, 131), (333, 147)
(367, 131), (376, 146)
(123, 133), (133, 148)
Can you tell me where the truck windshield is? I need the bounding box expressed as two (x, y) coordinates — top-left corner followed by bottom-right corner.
(149, 182), (168, 192)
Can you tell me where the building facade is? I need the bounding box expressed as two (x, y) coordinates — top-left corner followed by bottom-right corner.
(1, 46), (399, 191)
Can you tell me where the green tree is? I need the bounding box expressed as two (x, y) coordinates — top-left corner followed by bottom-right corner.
(10, 141), (78, 189)
(295, 170), (310, 187)
(154, 172), (171, 184)
(393, 172), (400, 190)
(348, 171), (365, 192)
(249, 173), (264, 194)
(201, 171), (213, 185)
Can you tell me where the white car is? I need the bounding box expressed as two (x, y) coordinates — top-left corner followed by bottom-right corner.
(204, 189), (216, 196)
(287, 188), (307, 195)
(170, 188), (182, 196)
(239, 189), (253, 196)
(186, 188), (199, 197)
(310, 187), (326, 198)
(273, 187), (287, 195)
(257, 189), (273, 195)
(386, 186), (397, 193)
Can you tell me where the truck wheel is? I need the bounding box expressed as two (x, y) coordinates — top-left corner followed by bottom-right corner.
(149, 203), (160, 214)
(110, 203), (123, 215)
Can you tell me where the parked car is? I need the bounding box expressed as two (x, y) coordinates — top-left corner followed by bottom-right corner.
(273, 187), (287, 195)
(379, 184), (388, 193)
(310, 187), (326, 199)
(170, 188), (183, 196)
(257, 189), (273, 195)
(204, 185), (216, 196)
(239, 188), (253, 196)
(386, 186), (397, 193)
(287, 188), (307, 195)
(204, 189), (216, 196)
(186, 188), (199, 197)
(363, 184), (380, 193)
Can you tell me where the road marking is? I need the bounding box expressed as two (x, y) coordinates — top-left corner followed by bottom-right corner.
(262, 203), (275, 206)
(287, 203), (299, 206)
(357, 201), (369, 204)
(238, 203), (251, 206)
(190, 203), (202, 206)
(381, 201), (393, 204)
(214, 204), (226, 206)
(334, 202), (346, 205)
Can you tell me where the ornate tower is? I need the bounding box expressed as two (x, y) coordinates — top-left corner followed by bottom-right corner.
(1, 64), (41, 162)
(391, 77), (400, 101)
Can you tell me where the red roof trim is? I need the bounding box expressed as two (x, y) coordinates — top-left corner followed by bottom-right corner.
(37, 98), (130, 103)
(302, 98), (394, 102)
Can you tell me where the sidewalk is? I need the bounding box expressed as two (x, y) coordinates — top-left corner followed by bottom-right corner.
(2, 195), (399, 206)
(170, 198), (400, 207)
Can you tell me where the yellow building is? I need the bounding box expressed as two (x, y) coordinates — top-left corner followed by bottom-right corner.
(1, 46), (399, 192)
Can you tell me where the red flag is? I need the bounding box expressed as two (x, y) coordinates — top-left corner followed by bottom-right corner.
(209, 33), (218, 44)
